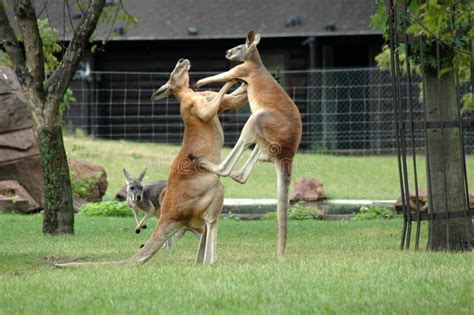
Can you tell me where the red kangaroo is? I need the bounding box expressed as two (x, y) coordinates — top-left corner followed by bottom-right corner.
(196, 31), (302, 260)
(55, 59), (247, 267)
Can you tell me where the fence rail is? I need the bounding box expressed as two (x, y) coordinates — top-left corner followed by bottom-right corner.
(65, 68), (473, 154)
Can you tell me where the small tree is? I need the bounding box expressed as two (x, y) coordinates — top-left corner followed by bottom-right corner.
(0, 0), (134, 234)
(372, 0), (473, 251)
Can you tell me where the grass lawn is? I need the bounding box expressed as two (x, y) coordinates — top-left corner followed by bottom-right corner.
(1, 214), (472, 314)
(64, 135), (474, 201)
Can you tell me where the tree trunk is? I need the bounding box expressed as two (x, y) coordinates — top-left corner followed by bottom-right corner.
(424, 69), (472, 251)
(36, 124), (74, 234)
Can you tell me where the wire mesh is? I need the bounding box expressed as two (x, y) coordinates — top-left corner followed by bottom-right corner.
(65, 68), (472, 155)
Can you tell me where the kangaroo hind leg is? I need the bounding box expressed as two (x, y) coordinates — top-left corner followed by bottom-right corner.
(229, 145), (262, 184)
(197, 113), (259, 176)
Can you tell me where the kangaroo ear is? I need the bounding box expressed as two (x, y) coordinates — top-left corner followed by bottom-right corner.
(253, 33), (261, 46)
(122, 168), (132, 183)
(138, 168), (147, 182)
(246, 31), (256, 46)
(151, 83), (170, 101)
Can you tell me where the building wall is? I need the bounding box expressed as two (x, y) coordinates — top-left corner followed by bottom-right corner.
(67, 35), (383, 148)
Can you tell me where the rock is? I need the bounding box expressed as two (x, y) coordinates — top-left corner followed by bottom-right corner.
(394, 188), (428, 213)
(73, 196), (87, 213)
(395, 189), (474, 213)
(115, 185), (128, 201)
(0, 67), (43, 206)
(0, 67), (31, 133)
(0, 180), (40, 213)
(68, 160), (108, 202)
(290, 177), (325, 203)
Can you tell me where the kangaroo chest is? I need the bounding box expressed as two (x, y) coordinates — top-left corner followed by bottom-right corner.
(247, 86), (267, 113)
(128, 199), (156, 214)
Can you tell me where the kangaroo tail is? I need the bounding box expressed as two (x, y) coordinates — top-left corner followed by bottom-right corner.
(275, 158), (292, 261)
(55, 221), (181, 268)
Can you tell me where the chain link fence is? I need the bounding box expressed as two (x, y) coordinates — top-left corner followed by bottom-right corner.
(65, 68), (472, 154)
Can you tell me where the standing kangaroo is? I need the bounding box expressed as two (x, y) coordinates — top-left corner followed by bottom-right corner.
(196, 31), (302, 260)
(55, 59), (247, 267)
(122, 168), (166, 234)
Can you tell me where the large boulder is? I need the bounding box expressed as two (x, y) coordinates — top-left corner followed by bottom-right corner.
(0, 180), (40, 213)
(290, 177), (325, 203)
(0, 66), (43, 206)
(0, 67), (31, 133)
(69, 160), (108, 202)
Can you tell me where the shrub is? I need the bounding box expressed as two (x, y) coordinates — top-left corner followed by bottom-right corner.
(80, 201), (132, 217)
(261, 211), (277, 220)
(352, 206), (395, 221)
(71, 174), (96, 200)
(262, 203), (318, 221)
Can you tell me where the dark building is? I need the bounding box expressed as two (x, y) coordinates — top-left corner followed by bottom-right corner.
(36, 1), (385, 150)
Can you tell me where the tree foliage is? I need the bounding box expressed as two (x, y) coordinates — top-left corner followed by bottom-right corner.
(0, 0), (136, 234)
(371, 0), (473, 110)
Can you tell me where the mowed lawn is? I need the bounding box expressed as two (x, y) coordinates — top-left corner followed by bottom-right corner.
(0, 214), (472, 314)
(64, 135), (474, 200)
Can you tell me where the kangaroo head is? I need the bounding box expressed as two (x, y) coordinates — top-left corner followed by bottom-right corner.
(122, 168), (147, 202)
(225, 31), (261, 62)
(151, 58), (191, 101)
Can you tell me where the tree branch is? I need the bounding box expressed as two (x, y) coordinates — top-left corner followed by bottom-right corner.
(45, 0), (105, 111)
(13, 0), (46, 100)
(0, 1), (27, 80)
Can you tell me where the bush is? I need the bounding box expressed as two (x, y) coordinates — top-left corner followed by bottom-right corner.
(80, 201), (132, 217)
(352, 206), (395, 221)
(71, 174), (96, 200)
(262, 203), (318, 220)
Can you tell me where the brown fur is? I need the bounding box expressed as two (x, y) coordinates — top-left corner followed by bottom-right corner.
(196, 31), (302, 260)
(55, 59), (247, 268)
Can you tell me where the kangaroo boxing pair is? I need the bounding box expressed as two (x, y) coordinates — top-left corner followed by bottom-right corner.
(55, 31), (301, 268)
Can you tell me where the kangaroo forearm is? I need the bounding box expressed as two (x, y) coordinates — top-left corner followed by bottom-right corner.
(220, 93), (248, 111)
(198, 81), (236, 121)
(197, 67), (242, 87)
(197, 74), (230, 87)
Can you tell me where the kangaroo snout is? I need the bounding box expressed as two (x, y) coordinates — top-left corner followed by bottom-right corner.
(178, 58), (190, 67)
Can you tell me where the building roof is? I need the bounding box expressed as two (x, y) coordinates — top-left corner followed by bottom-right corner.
(34, 0), (380, 40)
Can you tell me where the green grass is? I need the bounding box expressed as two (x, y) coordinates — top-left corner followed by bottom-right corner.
(65, 135), (474, 200)
(1, 214), (472, 314)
